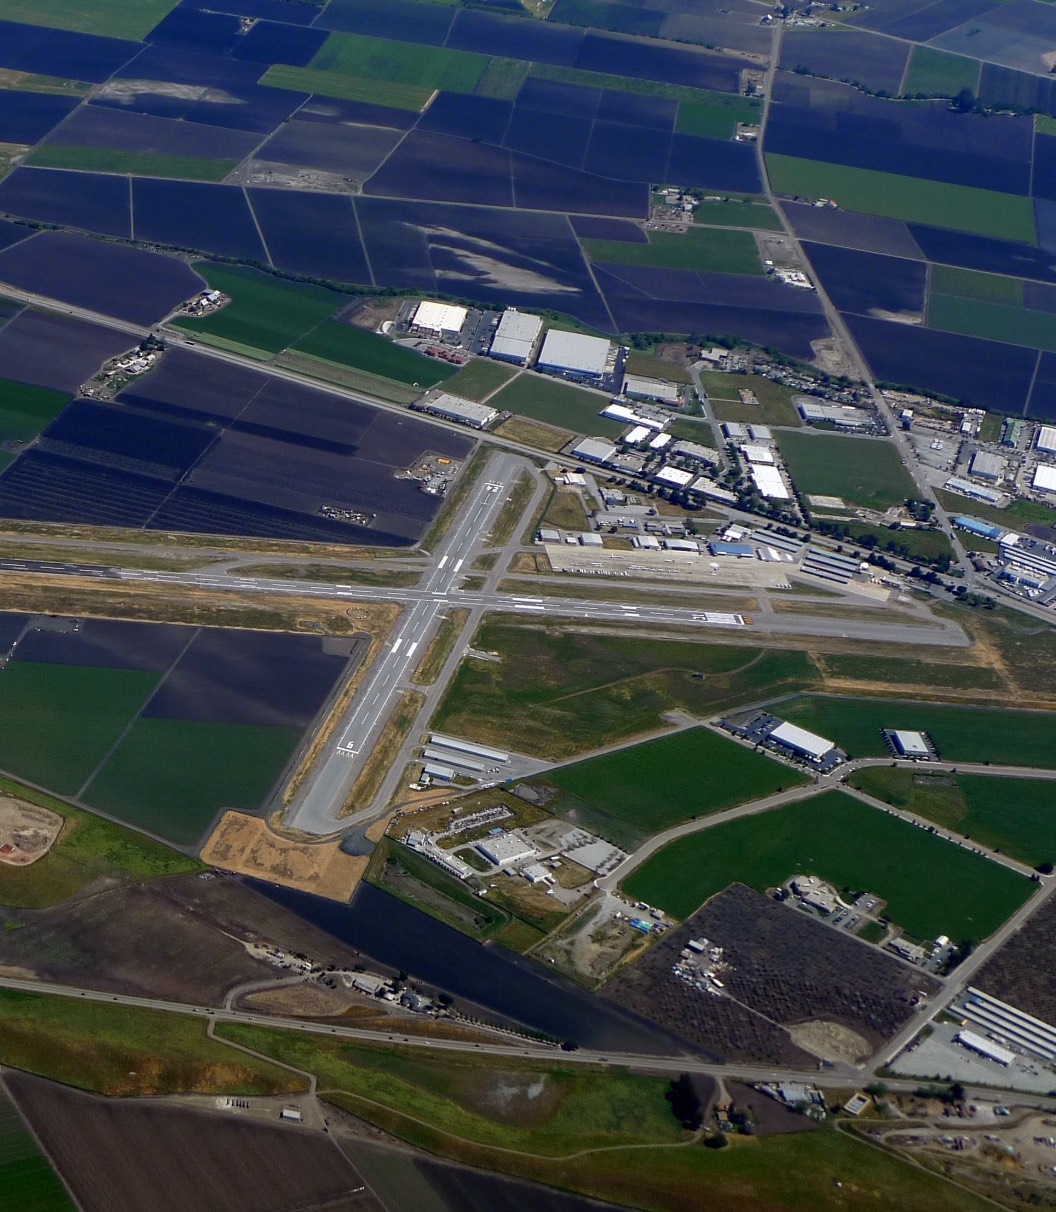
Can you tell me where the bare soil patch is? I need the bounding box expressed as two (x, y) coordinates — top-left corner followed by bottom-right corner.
(788, 1020), (870, 1064)
(0, 796), (61, 866)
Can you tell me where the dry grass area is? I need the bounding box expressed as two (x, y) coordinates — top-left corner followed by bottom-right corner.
(412, 608), (470, 685)
(201, 811), (367, 901)
(508, 551), (550, 574)
(495, 415), (573, 451)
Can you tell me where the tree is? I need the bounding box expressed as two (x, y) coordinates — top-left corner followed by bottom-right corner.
(665, 1075), (704, 1130)
(953, 87), (976, 113)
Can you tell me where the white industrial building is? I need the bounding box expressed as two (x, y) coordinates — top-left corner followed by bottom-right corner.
(489, 309), (543, 364)
(769, 720), (836, 763)
(962, 987), (1056, 1063)
(1034, 464), (1056, 494)
(956, 1029), (1015, 1067)
(537, 330), (616, 383)
(741, 444), (774, 464)
(970, 450), (1005, 481)
(412, 392), (497, 429)
(476, 831), (538, 867)
(944, 475), (1004, 506)
(670, 439), (718, 465)
(1036, 425), (1056, 454)
(649, 432), (672, 450)
(570, 437), (618, 465)
(750, 464), (791, 500)
(889, 730), (931, 759)
(622, 374), (680, 404)
(410, 300), (467, 341)
(798, 400), (873, 430)
(654, 465), (694, 489)
(623, 424), (651, 444)
(602, 401), (666, 431)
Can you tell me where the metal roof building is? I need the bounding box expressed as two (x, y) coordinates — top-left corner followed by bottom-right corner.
(538, 330), (614, 378)
(570, 437), (618, 464)
(670, 439), (718, 464)
(890, 730), (930, 758)
(654, 465), (694, 488)
(970, 450), (1005, 481)
(476, 831), (538, 867)
(623, 374), (680, 403)
(623, 424), (651, 444)
(411, 300), (467, 338)
(769, 720), (836, 762)
(750, 464), (790, 499)
(413, 392), (497, 429)
(489, 309), (543, 364)
(1037, 425), (1056, 454)
(956, 1029), (1015, 1067)
(741, 444), (774, 464)
(1034, 464), (1056, 493)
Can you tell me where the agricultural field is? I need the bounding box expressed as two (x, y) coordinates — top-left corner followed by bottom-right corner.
(927, 294), (1056, 354)
(607, 883), (940, 1064)
(900, 47), (981, 98)
(0, 614), (355, 848)
(431, 621), (820, 763)
(25, 146), (238, 182)
(623, 790), (1033, 940)
(489, 375), (623, 437)
(311, 32), (489, 95)
(0, 1081), (73, 1212)
(544, 727), (807, 840)
(691, 198), (784, 230)
(291, 320), (454, 386)
(781, 695), (1056, 767)
(0, 377), (68, 442)
(974, 893), (1056, 1026)
(582, 227), (763, 275)
(777, 431), (917, 510)
(0, 0), (177, 38)
(849, 767), (1056, 869)
(444, 358), (517, 401)
(262, 65), (432, 110)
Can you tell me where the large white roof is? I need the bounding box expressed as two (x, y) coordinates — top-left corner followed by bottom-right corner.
(750, 464), (790, 499)
(491, 309), (542, 361)
(1037, 426), (1056, 453)
(741, 444), (774, 464)
(539, 329), (613, 375)
(1034, 464), (1056, 492)
(654, 465), (694, 488)
(413, 300), (467, 334)
(769, 720), (834, 760)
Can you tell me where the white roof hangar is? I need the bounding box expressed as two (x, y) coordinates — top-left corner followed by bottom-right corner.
(538, 329), (614, 377)
(769, 720), (836, 762)
(490, 309), (543, 364)
(412, 300), (467, 336)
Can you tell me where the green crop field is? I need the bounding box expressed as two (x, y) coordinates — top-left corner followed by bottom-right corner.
(582, 227), (763, 276)
(26, 146), (239, 182)
(547, 727), (807, 835)
(675, 96), (761, 140)
(765, 154), (1037, 242)
(0, 988), (299, 1097)
(0, 377), (68, 442)
(0, 776), (197, 909)
(0, 0), (178, 38)
(928, 294), (1056, 354)
(291, 320), (453, 387)
(261, 65), (433, 110)
(84, 719), (302, 847)
(552, 0), (664, 37)
(851, 768), (1056, 869)
(623, 789), (1033, 939)
(443, 358), (517, 401)
(432, 622), (819, 768)
(819, 652), (1004, 691)
(901, 46), (981, 97)
(0, 1085), (74, 1211)
(0, 664), (159, 796)
(489, 374), (623, 436)
(691, 199), (783, 231)
(781, 694), (1056, 766)
(311, 32), (488, 94)
(777, 430), (916, 509)
(172, 265), (341, 354)
(929, 265), (1023, 305)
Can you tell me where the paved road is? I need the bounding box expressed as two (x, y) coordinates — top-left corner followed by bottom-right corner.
(285, 452), (527, 833)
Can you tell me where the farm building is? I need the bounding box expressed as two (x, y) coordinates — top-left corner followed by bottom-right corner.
(768, 720), (837, 764)
(970, 451), (1005, 481)
(489, 309), (543, 364)
(412, 392), (497, 429)
(1036, 426), (1056, 454)
(623, 374), (680, 404)
(537, 330), (617, 386)
(410, 301), (467, 342)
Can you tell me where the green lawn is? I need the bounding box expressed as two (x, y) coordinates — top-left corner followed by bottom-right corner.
(0, 377), (68, 442)
(766, 154), (1037, 242)
(0, 776), (198, 909)
(901, 46), (981, 98)
(433, 623), (819, 769)
(623, 789), (1033, 939)
(310, 32), (488, 94)
(0, 0), (178, 38)
(777, 430), (917, 509)
(26, 146), (238, 182)
(781, 694), (1056, 767)
(935, 488), (1056, 532)
(675, 96), (761, 140)
(928, 294), (1056, 354)
(851, 767), (1056, 868)
(489, 374), (623, 437)
(84, 718), (303, 848)
(582, 227), (763, 275)
(172, 264), (341, 354)
(929, 265), (1023, 305)
(443, 358), (517, 401)
(291, 320), (453, 386)
(0, 1085), (74, 1212)
(0, 664), (159, 796)
(0, 989), (300, 1097)
(261, 64), (432, 110)
(548, 727), (806, 834)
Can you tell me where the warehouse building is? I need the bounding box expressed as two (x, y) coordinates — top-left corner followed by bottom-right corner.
(476, 831), (538, 868)
(798, 400), (874, 430)
(412, 392), (497, 429)
(537, 330), (619, 388)
(601, 401), (666, 431)
(622, 374), (680, 404)
(944, 475), (1004, 506)
(956, 1030), (1015, 1067)
(883, 729), (936, 760)
(740, 444), (774, 464)
(962, 987), (1056, 1063)
(768, 720), (839, 765)
(1034, 464), (1056, 494)
(750, 464), (791, 500)
(970, 451), (1005, 481)
(623, 424), (651, 444)
(489, 309), (543, 364)
(1036, 425), (1056, 454)
(654, 465), (694, 490)
(410, 301), (468, 342)
(953, 516), (1006, 542)
(570, 437), (618, 467)
(670, 439), (719, 465)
